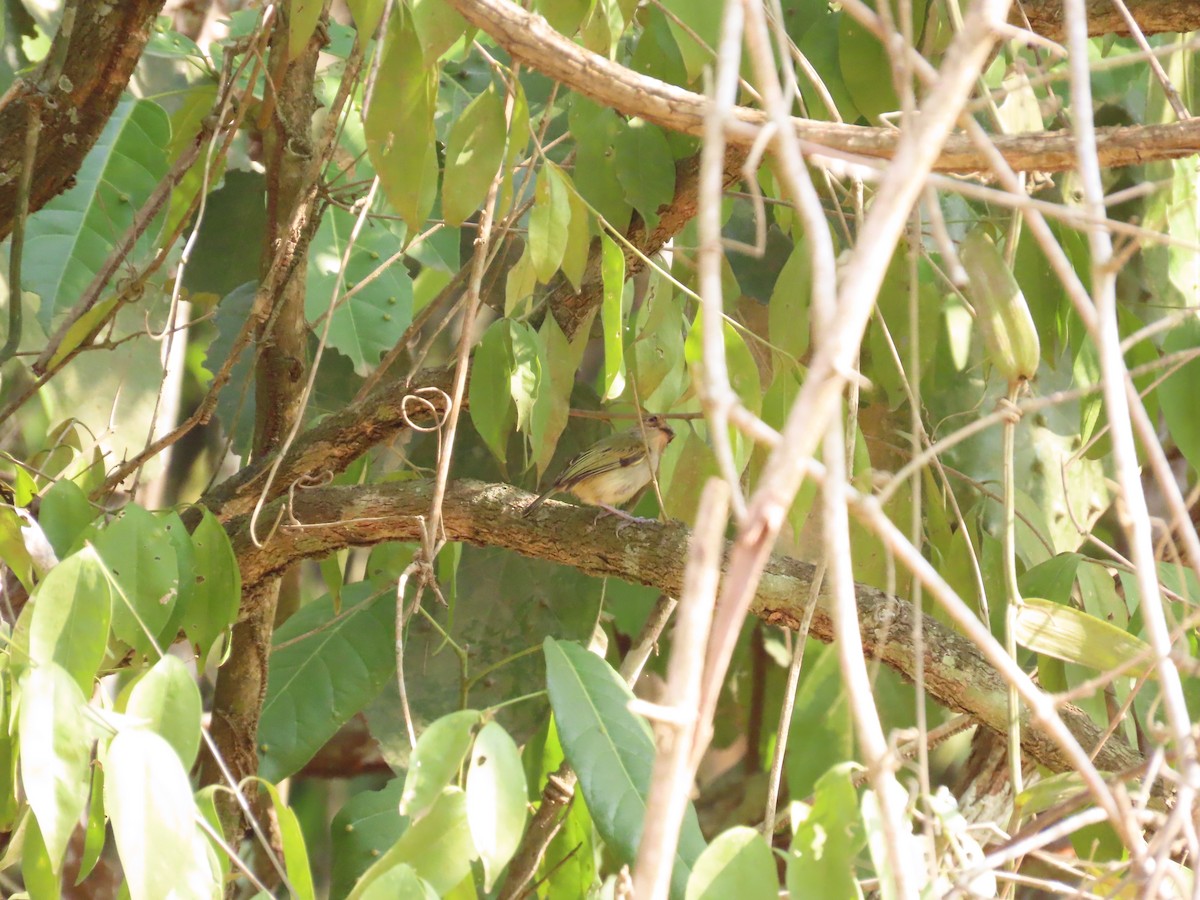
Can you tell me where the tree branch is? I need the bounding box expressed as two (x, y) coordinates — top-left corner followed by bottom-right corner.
(0, 0), (166, 240)
(227, 478), (1147, 784)
(1015, 0), (1200, 41)
(445, 0), (1200, 174)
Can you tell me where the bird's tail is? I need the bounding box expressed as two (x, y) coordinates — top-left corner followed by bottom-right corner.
(522, 489), (553, 517)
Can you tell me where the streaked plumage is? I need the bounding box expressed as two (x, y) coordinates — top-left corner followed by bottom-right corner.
(521, 415), (675, 520)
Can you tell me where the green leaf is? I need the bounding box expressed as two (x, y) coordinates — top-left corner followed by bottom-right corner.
(631, 6), (690, 89)
(1015, 597), (1153, 677)
(126, 655), (202, 768)
(558, 167), (593, 291)
(184, 507), (241, 660)
(544, 638), (705, 898)
(258, 584), (397, 782)
(600, 233), (627, 400)
(510, 321), (551, 450)
(26, 97), (170, 329)
(366, 14), (438, 231)
(496, 82), (530, 218)
(0, 726), (17, 832)
(411, 0), (468, 63)
(194, 786), (230, 882)
(442, 83), (508, 226)
(307, 205), (414, 375)
(400, 710), (483, 819)
(466, 721), (528, 890)
(43, 295), (121, 370)
(659, 0), (720, 82)
(259, 780), (317, 900)
(505, 246), (537, 316)
(534, 313), (588, 477)
(358, 864), (439, 899)
(614, 120), (675, 231)
(349, 788), (475, 898)
(37, 479), (97, 561)
(769, 237), (811, 362)
(205, 282), (258, 456)
(28, 545), (112, 692)
(22, 811), (62, 899)
(631, 277), (686, 404)
(534, 0), (593, 36)
(346, 0), (385, 37)
(288, 0), (323, 58)
(685, 311), (763, 419)
(76, 762), (106, 886)
(787, 764), (864, 897)
(156, 511), (197, 655)
(106, 729), (218, 899)
(796, 12), (860, 121)
(838, 14), (899, 120)
(686, 826), (778, 899)
(92, 504), (179, 659)
(1160, 317), (1200, 474)
(330, 780), (409, 899)
(469, 320), (517, 464)
(0, 507), (35, 592)
(19, 663), (92, 871)
(1017, 553), (1082, 606)
(569, 97), (631, 232)
(530, 165), (572, 282)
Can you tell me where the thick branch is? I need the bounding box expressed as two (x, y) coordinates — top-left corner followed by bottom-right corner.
(227, 478), (1145, 782)
(0, 0), (166, 240)
(446, 0), (1200, 174)
(1015, 0), (1200, 41)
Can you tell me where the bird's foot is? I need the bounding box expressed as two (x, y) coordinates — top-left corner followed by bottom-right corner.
(594, 504), (653, 534)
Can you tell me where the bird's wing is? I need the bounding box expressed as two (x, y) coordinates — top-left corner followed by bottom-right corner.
(556, 436), (643, 488)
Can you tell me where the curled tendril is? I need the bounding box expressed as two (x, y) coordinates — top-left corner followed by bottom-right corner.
(283, 470), (335, 528)
(399, 386), (452, 433)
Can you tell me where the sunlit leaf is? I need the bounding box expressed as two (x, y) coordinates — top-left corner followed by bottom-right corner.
(28, 545), (111, 692)
(443, 83), (508, 226)
(1015, 597), (1153, 677)
(19, 663), (92, 871)
(686, 826), (777, 899)
(400, 710), (482, 820)
(466, 721), (527, 889)
(126, 655), (202, 768)
(349, 788), (474, 898)
(365, 13), (438, 231)
(530, 165), (572, 282)
(106, 729), (218, 899)
(600, 232), (627, 400)
(92, 504), (179, 660)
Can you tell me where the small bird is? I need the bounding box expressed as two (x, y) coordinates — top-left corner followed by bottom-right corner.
(522, 415), (676, 521)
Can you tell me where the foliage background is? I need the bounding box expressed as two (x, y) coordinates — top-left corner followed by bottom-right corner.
(1, 0), (1200, 896)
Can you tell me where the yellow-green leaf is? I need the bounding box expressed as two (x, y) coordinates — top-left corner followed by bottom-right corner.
(365, 14), (438, 231)
(1014, 598), (1153, 677)
(442, 83), (508, 226)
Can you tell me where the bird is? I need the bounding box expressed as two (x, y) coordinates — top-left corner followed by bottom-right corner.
(521, 415), (676, 521)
